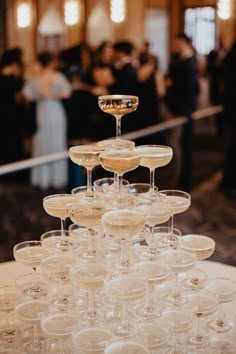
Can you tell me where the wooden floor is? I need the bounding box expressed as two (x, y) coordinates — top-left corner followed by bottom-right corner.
(0, 118), (235, 265)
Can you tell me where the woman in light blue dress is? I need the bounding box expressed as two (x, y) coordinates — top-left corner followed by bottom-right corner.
(23, 52), (72, 189)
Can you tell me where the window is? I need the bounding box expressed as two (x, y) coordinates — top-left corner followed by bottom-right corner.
(110, 0), (126, 23)
(17, 3), (31, 28)
(64, 0), (79, 25)
(185, 7), (216, 55)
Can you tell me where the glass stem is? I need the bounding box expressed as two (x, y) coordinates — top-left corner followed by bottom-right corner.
(88, 289), (95, 318)
(33, 324), (39, 344)
(87, 228), (96, 256)
(118, 174), (123, 201)
(59, 338), (65, 354)
(148, 226), (157, 259)
(60, 218), (66, 237)
(120, 238), (128, 267)
(87, 168), (93, 192)
(169, 215), (174, 234)
(217, 303), (224, 321)
(149, 168), (156, 192)
(115, 116), (122, 139)
(195, 315), (201, 339)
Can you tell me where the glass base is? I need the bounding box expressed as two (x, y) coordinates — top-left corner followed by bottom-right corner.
(111, 319), (136, 337)
(208, 317), (233, 333)
(135, 301), (162, 320)
(180, 269), (207, 292)
(162, 290), (188, 307)
(187, 333), (209, 348)
(24, 341), (43, 353)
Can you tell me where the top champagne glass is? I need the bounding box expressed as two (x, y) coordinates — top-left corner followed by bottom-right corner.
(98, 95), (139, 139)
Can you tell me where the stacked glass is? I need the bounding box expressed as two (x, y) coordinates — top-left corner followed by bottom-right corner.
(3, 95), (235, 353)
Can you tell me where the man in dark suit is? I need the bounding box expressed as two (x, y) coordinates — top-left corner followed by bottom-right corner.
(165, 33), (199, 191)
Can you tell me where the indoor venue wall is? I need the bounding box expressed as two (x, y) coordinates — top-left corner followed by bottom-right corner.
(4, 0), (236, 66)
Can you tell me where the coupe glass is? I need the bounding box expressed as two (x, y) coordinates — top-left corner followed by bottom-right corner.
(41, 230), (78, 254)
(98, 95), (139, 139)
(0, 286), (21, 344)
(135, 196), (171, 260)
(15, 273), (48, 300)
(161, 249), (197, 306)
(69, 198), (107, 259)
(43, 194), (77, 236)
(41, 253), (77, 310)
(94, 177), (129, 195)
(73, 326), (113, 353)
(15, 298), (48, 353)
(104, 273), (147, 336)
(99, 150), (140, 208)
(160, 190), (191, 233)
(187, 293), (218, 347)
(41, 311), (78, 353)
(206, 277), (236, 333)
(180, 234), (215, 291)
(136, 323), (169, 352)
(134, 260), (170, 320)
(150, 226), (182, 251)
(136, 144), (173, 194)
(161, 309), (194, 354)
(69, 262), (107, 322)
(69, 144), (103, 193)
(13, 240), (48, 273)
(102, 209), (145, 272)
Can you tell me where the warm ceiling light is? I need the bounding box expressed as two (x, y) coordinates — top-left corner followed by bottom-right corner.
(217, 0), (231, 20)
(17, 3), (31, 28)
(64, 0), (79, 25)
(110, 0), (126, 23)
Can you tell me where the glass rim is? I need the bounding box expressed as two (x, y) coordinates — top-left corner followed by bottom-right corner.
(159, 189), (191, 199)
(98, 94), (139, 100)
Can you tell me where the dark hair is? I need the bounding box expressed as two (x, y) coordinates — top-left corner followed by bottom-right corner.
(176, 33), (192, 44)
(0, 49), (19, 68)
(113, 41), (134, 55)
(37, 51), (54, 67)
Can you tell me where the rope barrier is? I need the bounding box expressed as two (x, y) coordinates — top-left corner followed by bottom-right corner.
(0, 105), (223, 176)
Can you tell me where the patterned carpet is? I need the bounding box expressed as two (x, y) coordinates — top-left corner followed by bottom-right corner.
(1, 118), (235, 266)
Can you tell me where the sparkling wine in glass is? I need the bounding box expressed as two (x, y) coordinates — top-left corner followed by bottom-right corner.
(102, 209), (145, 272)
(99, 150), (140, 207)
(69, 144), (103, 193)
(70, 262), (107, 321)
(136, 144), (173, 194)
(180, 234), (215, 291)
(104, 273), (147, 336)
(70, 198), (107, 259)
(161, 249), (197, 306)
(160, 189), (191, 234)
(15, 298), (48, 353)
(206, 277), (236, 333)
(41, 311), (78, 353)
(73, 326), (113, 353)
(13, 240), (48, 273)
(43, 194), (77, 237)
(98, 95), (139, 139)
(187, 293), (218, 347)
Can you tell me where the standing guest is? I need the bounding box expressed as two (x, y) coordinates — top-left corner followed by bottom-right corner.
(111, 40), (139, 133)
(220, 41), (236, 198)
(0, 49), (25, 180)
(23, 51), (72, 189)
(165, 33), (199, 191)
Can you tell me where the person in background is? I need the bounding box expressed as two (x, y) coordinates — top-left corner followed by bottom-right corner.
(23, 51), (72, 190)
(111, 40), (139, 133)
(220, 41), (236, 198)
(207, 37), (229, 136)
(164, 33), (199, 191)
(0, 49), (25, 181)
